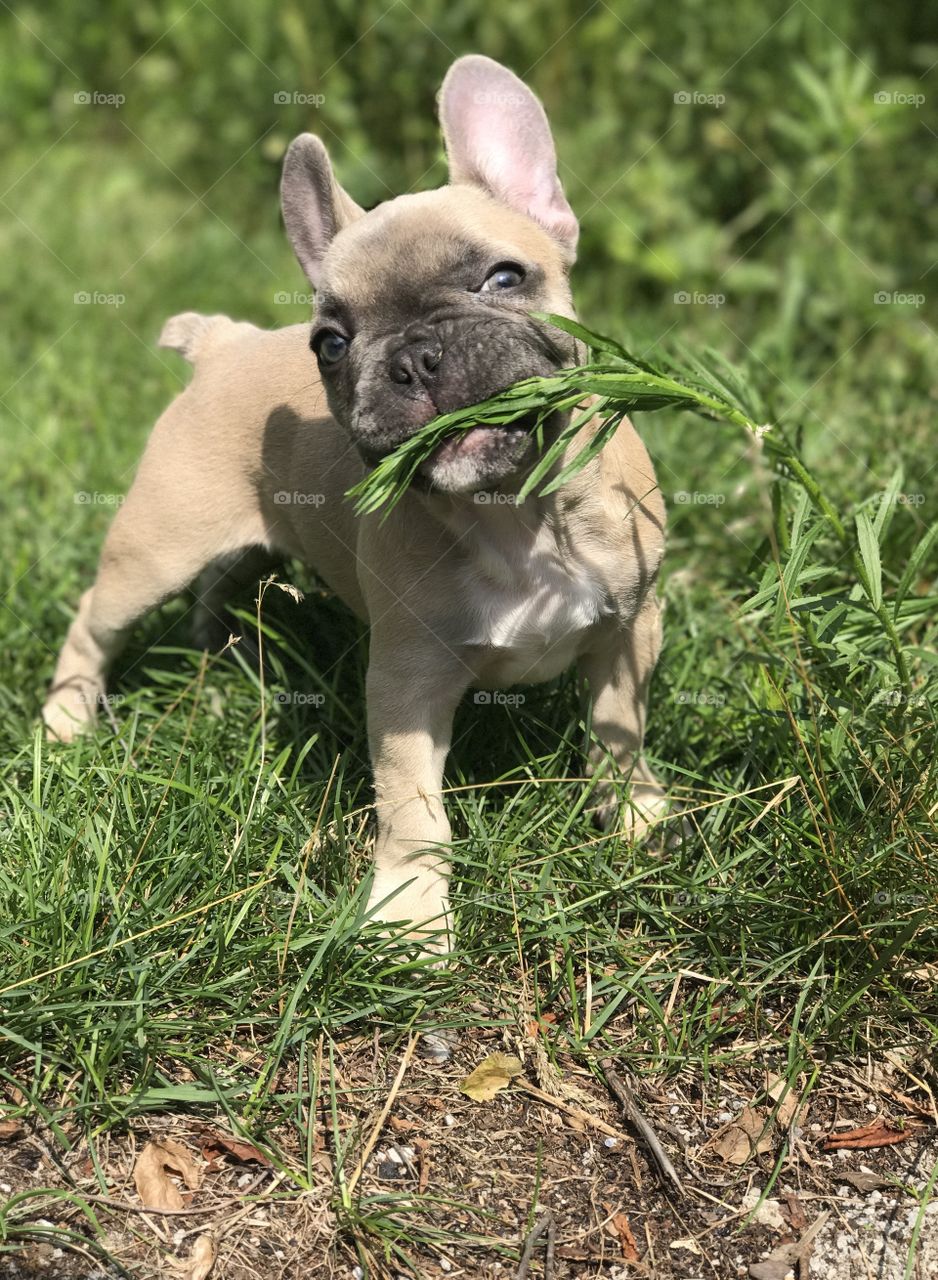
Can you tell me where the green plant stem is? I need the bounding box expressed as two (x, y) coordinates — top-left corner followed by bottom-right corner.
(346, 318), (912, 688)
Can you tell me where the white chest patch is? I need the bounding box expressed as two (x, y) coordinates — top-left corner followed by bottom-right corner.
(462, 526), (610, 683)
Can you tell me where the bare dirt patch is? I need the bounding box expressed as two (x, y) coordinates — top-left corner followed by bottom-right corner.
(1, 1030), (935, 1278)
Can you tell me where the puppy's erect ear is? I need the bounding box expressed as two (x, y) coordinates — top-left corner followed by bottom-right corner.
(280, 134), (365, 287)
(439, 55), (578, 260)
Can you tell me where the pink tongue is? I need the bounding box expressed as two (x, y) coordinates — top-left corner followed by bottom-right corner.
(429, 426), (490, 464)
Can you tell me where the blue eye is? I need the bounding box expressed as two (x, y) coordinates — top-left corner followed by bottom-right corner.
(315, 330), (349, 364)
(481, 263), (526, 292)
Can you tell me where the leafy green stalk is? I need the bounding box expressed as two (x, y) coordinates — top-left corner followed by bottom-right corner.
(347, 314), (755, 517)
(346, 314), (910, 684)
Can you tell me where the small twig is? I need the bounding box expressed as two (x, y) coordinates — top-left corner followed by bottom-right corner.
(600, 1058), (685, 1197)
(515, 1209), (555, 1280)
(345, 1035), (418, 1196)
(513, 1078), (631, 1141)
(545, 1213), (556, 1277)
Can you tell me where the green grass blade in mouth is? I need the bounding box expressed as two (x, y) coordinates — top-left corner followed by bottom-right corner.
(346, 314), (913, 684)
(346, 315), (764, 518)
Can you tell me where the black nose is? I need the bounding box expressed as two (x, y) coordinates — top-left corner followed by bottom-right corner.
(388, 330), (443, 385)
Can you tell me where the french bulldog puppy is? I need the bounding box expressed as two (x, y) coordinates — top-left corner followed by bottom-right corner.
(43, 55), (667, 949)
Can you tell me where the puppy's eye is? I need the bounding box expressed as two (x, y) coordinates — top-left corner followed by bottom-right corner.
(313, 330), (350, 365)
(480, 263), (526, 292)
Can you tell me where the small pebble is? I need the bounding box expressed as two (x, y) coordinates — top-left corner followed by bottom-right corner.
(419, 1031), (457, 1063)
(603, 1136), (618, 1148)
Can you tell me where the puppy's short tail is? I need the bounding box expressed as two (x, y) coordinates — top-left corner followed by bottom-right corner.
(158, 312), (236, 364)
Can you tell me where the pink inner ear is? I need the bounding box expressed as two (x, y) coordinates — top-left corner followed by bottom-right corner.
(480, 139), (579, 248)
(441, 57), (578, 255)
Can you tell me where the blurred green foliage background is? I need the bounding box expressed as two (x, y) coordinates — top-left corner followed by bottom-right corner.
(0, 0), (935, 645)
(2, 1), (935, 356)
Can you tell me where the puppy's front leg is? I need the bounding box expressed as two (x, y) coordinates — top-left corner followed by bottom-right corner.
(365, 640), (470, 948)
(579, 595), (668, 842)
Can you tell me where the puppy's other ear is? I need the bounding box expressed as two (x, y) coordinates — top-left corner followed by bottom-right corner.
(439, 54), (578, 260)
(281, 134), (364, 287)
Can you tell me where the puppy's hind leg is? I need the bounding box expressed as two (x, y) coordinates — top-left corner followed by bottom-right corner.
(43, 451), (265, 742)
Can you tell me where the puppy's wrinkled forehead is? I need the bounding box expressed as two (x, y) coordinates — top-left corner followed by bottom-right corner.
(318, 186), (569, 322)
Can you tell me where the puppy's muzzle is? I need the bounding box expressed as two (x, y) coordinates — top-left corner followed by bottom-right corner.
(350, 313), (573, 467)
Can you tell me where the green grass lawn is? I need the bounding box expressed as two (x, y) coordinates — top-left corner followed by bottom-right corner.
(0, 3), (936, 1275)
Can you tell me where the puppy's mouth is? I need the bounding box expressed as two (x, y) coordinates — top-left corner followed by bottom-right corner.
(346, 313), (576, 493)
(422, 412), (538, 472)
(355, 403), (551, 494)
(414, 408), (559, 495)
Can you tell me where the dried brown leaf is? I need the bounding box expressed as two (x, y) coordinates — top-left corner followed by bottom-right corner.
(610, 1212), (639, 1263)
(749, 1212), (829, 1280)
(413, 1137), (430, 1195)
(839, 1170), (891, 1192)
(199, 1132), (271, 1167)
(134, 1139), (201, 1211)
(181, 1235), (215, 1280)
(0, 1119), (23, 1141)
(783, 1192), (807, 1230)
(766, 1073), (803, 1129)
(748, 1260), (794, 1280)
(822, 1119), (922, 1151)
(885, 1089), (934, 1120)
(711, 1105), (774, 1165)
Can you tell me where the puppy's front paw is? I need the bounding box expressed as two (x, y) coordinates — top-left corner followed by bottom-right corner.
(590, 774), (670, 844)
(365, 864), (452, 955)
(42, 684), (101, 743)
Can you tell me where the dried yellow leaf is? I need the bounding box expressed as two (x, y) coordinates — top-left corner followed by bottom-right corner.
(459, 1052), (523, 1102)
